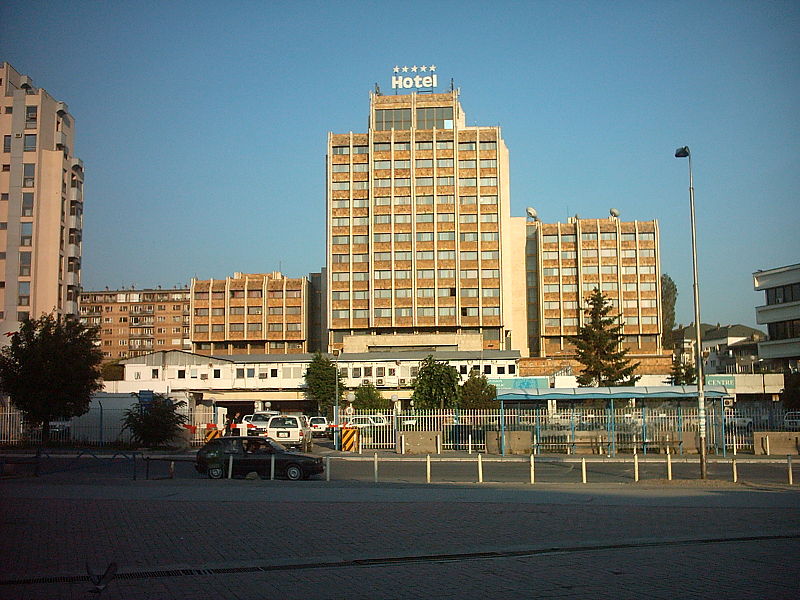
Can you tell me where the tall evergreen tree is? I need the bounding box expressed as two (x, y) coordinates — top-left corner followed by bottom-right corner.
(411, 355), (460, 409)
(668, 355), (696, 385)
(303, 352), (343, 414)
(569, 288), (641, 387)
(660, 273), (678, 348)
(0, 314), (104, 442)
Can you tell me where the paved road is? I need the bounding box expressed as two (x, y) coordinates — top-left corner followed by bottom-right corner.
(1, 455), (799, 599)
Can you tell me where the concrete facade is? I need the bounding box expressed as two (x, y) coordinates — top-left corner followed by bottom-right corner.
(0, 62), (82, 335)
(753, 263), (800, 369)
(326, 90), (527, 355)
(190, 271), (310, 356)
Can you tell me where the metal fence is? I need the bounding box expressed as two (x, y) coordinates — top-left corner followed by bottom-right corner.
(1, 404), (797, 455)
(350, 404), (797, 456)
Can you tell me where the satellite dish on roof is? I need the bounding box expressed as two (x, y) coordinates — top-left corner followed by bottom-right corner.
(526, 207), (538, 220)
(610, 208), (620, 217)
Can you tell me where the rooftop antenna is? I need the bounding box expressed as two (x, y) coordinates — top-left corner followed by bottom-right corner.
(374, 82), (381, 95)
(450, 78), (454, 92)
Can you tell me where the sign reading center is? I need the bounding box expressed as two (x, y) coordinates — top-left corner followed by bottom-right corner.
(392, 64), (438, 90)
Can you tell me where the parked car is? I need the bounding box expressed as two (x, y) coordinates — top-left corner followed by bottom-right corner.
(308, 416), (331, 438)
(725, 414), (754, 430)
(345, 415), (388, 428)
(195, 436), (323, 480)
(785, 412), (800, 430)
(265, 415), (312, 450)
(24, 420), (72, 442)
(241, 412), (278, 436)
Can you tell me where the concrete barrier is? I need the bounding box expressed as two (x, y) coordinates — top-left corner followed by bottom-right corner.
(398, 431), (439, 454)
(754, 432), (800, 456)
(485, 431), (532, 455)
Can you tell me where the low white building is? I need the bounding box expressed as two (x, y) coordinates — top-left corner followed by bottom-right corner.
(108, 349), (521, 416)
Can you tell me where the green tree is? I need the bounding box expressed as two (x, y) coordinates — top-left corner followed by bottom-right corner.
(303, 352), (343, 414)
(122, 394), (188, 447)
(353, 381), (389, 411)
(660, 274), (678, 348)
(569, 288), (641, 387)
(459, 369), (498, 409)
(668, 355), (696, 385)
(0, 314), (103, 442)
(411, 355), (460, 409)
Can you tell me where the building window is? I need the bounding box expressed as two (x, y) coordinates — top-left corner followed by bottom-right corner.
(20, 222), (32, 246)
(2, 136), (10, 152)
(416, 106), (453, 129)
(332, 146), (350, 155)
(18, 252), (31, 276)
(23, 134), (36, 152)
(22, 163), (35, 187)
(374, 108), (411, 130)
(25, 106), (37, 128)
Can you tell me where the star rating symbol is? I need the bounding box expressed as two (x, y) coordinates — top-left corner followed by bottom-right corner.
(392, 65), (438, 74)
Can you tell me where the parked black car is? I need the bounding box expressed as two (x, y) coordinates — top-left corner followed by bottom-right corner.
(195, 436), (323, 480)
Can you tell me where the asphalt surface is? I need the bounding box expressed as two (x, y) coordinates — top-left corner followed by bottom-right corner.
(1, 446), (799, 599)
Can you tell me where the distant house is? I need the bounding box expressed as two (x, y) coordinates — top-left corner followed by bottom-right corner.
(671, 323), (766, 374)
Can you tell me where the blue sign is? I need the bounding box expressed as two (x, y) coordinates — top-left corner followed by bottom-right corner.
(489, 377), (549, 390)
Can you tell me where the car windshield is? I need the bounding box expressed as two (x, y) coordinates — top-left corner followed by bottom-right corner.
(270, 417), (298, 428)
(310, 418), (325, 425)
(252, 414), (270, 422)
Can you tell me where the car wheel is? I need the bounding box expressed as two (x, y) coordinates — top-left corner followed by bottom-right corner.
(208, 466), (224, 479)
(286, 464), (303, 481)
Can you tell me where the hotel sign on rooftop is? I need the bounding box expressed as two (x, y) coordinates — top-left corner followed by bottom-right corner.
(391, 64), (438, 90)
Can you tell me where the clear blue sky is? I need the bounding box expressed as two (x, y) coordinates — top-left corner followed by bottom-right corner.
(2, 1), (798, 330)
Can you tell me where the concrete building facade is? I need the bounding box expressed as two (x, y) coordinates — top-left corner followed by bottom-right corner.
(524, 214), (662, 357)
(1, 62), (82, 335)
(326, 89), (527, 355)
(753, 263), (800, 370)
(190, 272), (310, 356)
(79, 287), (191, 360)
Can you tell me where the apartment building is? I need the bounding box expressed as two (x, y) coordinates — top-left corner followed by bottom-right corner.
(753, 263), (800, 370)
(1, 62), (82, 336)
(326, 88), (527, 354)
(190, 272), (310, 355)
(524, 214), (662, 357)
(79, 287), (190, 359)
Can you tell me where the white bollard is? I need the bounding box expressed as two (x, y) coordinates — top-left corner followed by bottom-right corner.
(789, 455), (794, 486)
(326, 456), (330, 482)
(666, 448), (672, 481)
(766, 436), (770, 456)
(374, 452), (378, 483)
(468, 434), (473, 455)
(478, 453), (483, 483)
(169, 461), (175, 479)
(581, 457), (587, 484)
(436, 435), (442, 455)
(270, 453), (275, 480)
(732, 458), (738, 483)
(400, 434), (405, 455)
(530, 453), (535, 485)
(426, 454), (431, 484)
(228, 455), (233, 480)
(732, 431), (737, 456)
(358, 434), (363, 455)
(634, 452), (639, 482)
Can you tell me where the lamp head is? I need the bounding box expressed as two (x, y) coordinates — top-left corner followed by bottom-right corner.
(675, 146), (690, 158)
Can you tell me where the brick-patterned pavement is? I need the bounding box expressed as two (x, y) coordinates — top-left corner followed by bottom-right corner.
(1, 472), (799, 599)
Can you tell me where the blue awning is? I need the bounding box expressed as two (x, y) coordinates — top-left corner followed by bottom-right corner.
(496, 385), (732, 402)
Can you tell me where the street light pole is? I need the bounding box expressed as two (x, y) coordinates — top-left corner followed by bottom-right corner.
(675, 146), (707, 479)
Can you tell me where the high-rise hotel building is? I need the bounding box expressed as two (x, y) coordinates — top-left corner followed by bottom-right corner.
(1, 63), (82, 335)
(326, 88), (528, 353)
(525, 215), (662, 358)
